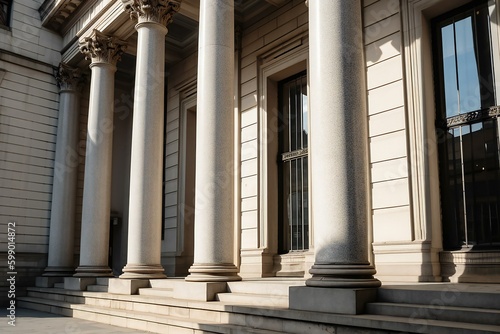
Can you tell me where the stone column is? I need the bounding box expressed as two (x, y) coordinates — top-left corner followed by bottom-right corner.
(43, 63), (83, 277)
(185, 0), (240, 282)
(305, 0), (380, 289)
(74, 30), (127, 277)
(119, 0), (180, 279)
(289, 0), (379, 315)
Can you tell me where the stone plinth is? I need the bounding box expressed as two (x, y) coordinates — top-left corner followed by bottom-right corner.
(289, 286), (377, 315)
(36, 276), (64, 288)
(173, 281), (227, 301)
(108, 278), (150, 295)
(64, 277), (96, 291)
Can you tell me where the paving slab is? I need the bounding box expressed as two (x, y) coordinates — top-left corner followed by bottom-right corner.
(0, 308), (149, 333)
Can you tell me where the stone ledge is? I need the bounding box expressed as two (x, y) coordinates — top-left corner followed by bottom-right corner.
(289, 286), (377, 315)
(173, 281), (227, 301)
(35, 276), (64, 288)
(108, 278), (150, 295)
(64, 277), (95, 291)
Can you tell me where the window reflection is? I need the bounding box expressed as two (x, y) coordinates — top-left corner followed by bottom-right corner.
(441, 16), (481, 118)
(434, 2), (500, 249)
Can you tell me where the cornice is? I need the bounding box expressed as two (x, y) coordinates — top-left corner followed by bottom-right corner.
(39, 0), (88, 33)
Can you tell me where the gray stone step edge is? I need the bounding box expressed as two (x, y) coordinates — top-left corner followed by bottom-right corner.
(22, 288), (500, 334)
(366, 302), (500, 326)
(216, 292), (288, 307)
(137, 287), (173, 296)
(18, 297), (284, 334)
(378, 287), (500, 310)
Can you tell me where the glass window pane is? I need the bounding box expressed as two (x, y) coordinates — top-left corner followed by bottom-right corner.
(301, 77), (308, 149)
(441, 23), (459, 118)
(455, 16), (481, 114)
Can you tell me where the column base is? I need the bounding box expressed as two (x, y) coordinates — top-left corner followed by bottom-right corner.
(74, 265), (113, 277)
(306, 263), (381, 288)
(120, 264), (166, 279)
(42, 266), (75, 277)
(289, 286), (377, 314)
(185, 264), (242, 282)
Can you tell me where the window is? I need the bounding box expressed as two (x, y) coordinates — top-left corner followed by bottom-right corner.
(433, 0), (500, 249)
(278, 72), (309, 252)
(0, 0), (12, 28)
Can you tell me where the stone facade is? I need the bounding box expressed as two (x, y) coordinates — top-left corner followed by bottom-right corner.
(1, 0), (500, 308)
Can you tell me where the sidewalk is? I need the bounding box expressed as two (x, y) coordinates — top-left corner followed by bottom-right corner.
(0, 308), (149, 333)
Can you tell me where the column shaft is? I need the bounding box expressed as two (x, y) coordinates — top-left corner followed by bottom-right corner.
(307, 0), (380, 288)
(120, 22), (168, 279)
(186, 0), (240, 282)
(75, 31), (126, 277)
(44, 64), (82, 276)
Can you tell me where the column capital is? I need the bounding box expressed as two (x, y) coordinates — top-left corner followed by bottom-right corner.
(79, 30), (127, 66)
(54, 62), (84, 92)
(122, 0), (181, 26)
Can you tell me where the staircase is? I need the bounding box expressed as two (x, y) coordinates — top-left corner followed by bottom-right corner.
(365, 284), (500, 333)
(17, 281), (500, 333)
(217, 279), (305, 308)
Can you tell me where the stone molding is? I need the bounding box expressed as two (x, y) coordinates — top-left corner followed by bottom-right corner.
(54, 62), (84, 92)
(79, 30), (127, 66)
(39, 0), (86, 31)
(122, 0), (181, 26)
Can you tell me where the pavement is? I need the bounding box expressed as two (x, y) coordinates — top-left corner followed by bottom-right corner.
(0, 308), (149, 334)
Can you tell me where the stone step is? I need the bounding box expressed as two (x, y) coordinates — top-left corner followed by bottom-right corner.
(87, 285), (108, 292)
(54, 282), (64, 289)
(366, 302), (500, 326)
(22, 286), (500, 334)
(137, 287), (173, 298)
(19, 294), (500, 334)
(217, 292), (288, 308)
(26, 286), (238, 318)
(149, 278), (181, 289)
(96, 277), (110, 286)
(378, 284), (500, 310)
(226, 280), (305, 297)
(27, 289), (86, 304)
(18, 296), (284, 334)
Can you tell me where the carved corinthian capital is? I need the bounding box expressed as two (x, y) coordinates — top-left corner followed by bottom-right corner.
(122, 0), (181, 26)
(54, 62), (84, 92)
(79, 30), (127, 66)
